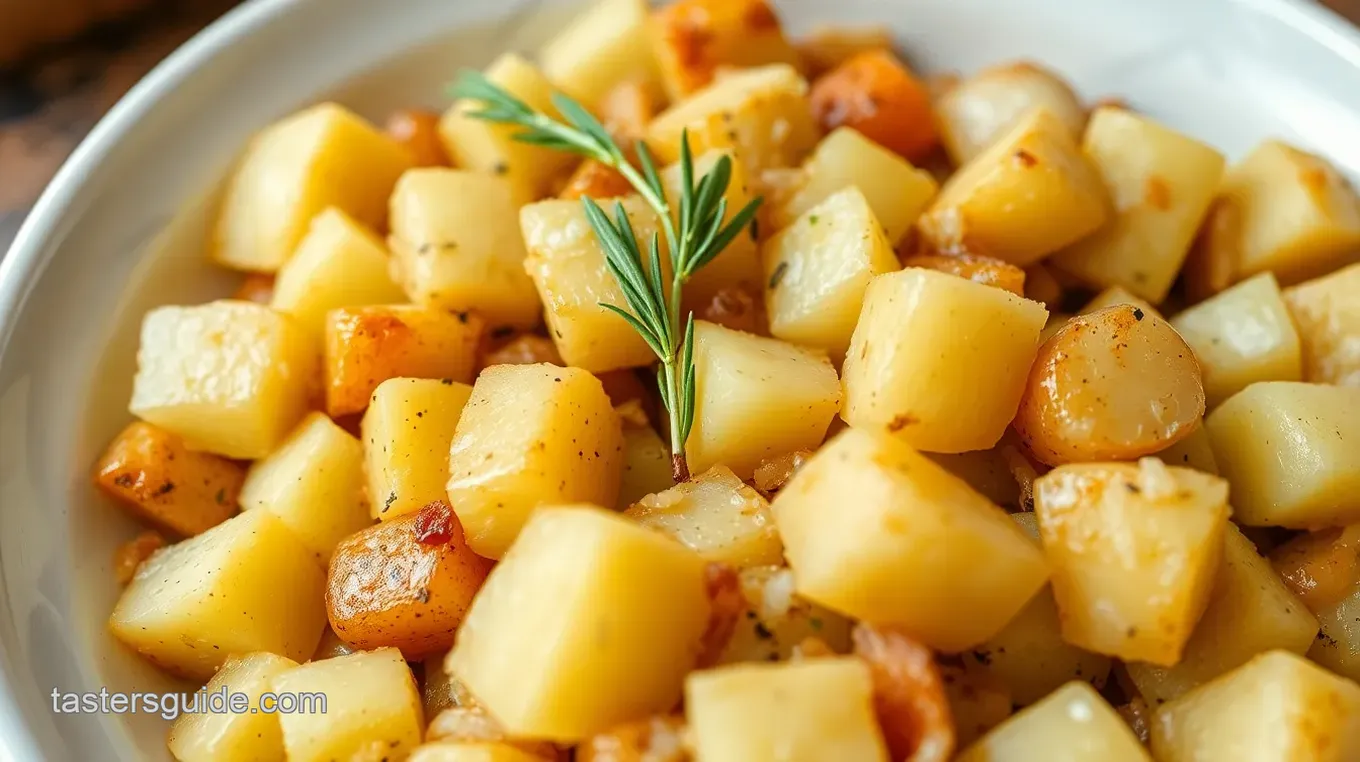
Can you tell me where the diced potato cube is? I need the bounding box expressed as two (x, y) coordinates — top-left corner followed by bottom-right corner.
(647, 65), (819, 177)
(167, 652), (297, 762)
(439, 55), (576, 204)
(520, 196), (665, 372)
(1078, 285), (1160, 318)
(718, 565), (851, 665)
(809, 49), (937, 162)
(446, 365), (624, 558)
(212, 103), (414, 272)
(625, 465), (781, 568)
(1205, 382), (1360, 527)
(1034, 460), (1230, 665)
(774, 127), (937, 243)
(616, 422), (675, 509)
(1170, 273), (1302, 407)
(842, 268), (1049, 453)
(1126, 524), (1318, 705)
(1269, 525), (1360, 615)
(388, 168), (541, 329)
(539, 0), (659, 106)
(1308, 585), (1360, 681)
(1150, 650), (1360, 762)
(957, 682), (1151, 762)
(1283, 263), (1360, 386)
(1152, 424), (1219, 475)
(450, 506), (711, 741)
(1049, 108), (1226, 303)
(685, 658), (889, 762)
(270, 208), (406, 340)
(920, 108), (1108, 266)
(901, 249), (1028, 296)
(936, 61), (1086, 166)
(94, 421), (242, 537)
(274, 648), (423, 762)
(687, 321), (841, 479)
(362, 378), (473, 521)
(661, 151), (765, 308)
(239, 412), (368, 563)
(324, 304), (481, 418)
(129, 300), (317, 459)
(650, 0), (800, 100)
(774, 428), (1049, 652)
(109, 509), (326, 680)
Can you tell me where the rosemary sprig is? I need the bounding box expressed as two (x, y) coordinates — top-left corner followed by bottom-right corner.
(451, 70), (762, 482)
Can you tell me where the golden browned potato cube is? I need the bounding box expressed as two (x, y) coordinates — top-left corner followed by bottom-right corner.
(625, 465), (782, 568)
(1283, 263), (1360, 387)
(539, 0), (660, 106)
(1205, 382), (1360, 528)
(1049, 108), (1225, 303)
(167, 652), (298, 762)
(1126, 524), (1318, 705)
(362, 378), (474, 521)
(1034, 460), (1230, 665)
(94, 421), (242, 537)
(935, 61), (1087, 166)
(718, 565), (852, 665)
(1170, 273), (1302, 408)
(773, 127), (939, 243)
(388, 168), (541, 329)
(439, 54), (576, 204)
(270, 208), (406, 340)
(1150, 650), (1360, 762)
(660, 151), (764, 308)
(685, 658), (889, 762)
(774, 428), (1049, 652)
(446, 364), (624, 559)
(650, 0), (801, 100)
(274, 648), (424, 762)
(957, 681), (1151, 762)
(842, 268), (1048, 454)
(324, 305), (481, 419)
(450, 506), (711, 741)
(1078, 285), (1160, 318)
(920, 108), (1108, 266)
(521, 196), (666, 373)
(687, 321), (841, 479)
(109, 509), (327, 680)
(129, 300), (317, 459)
(213, 103), (414, 272)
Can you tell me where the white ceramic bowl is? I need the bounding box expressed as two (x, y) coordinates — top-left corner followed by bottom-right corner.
(4, 0), (1360, 758)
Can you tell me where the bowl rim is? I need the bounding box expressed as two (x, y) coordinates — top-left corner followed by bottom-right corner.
(4, 0), (1360, 757)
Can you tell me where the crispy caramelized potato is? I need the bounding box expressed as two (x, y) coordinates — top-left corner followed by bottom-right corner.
(577, 715), (690, 762)
(112, 530), (166, 586)
(232, 273), (275, 304)
(853, 624), (956, 762)
(694, 286), (764, 335)
(796, 25), (895, 76)
(935, 61), (1086, 166)
(695, 563), (745, 670)
(718, 565), (852, 666)
(649, 0), (801, 100)
(809, 50), (938, 162)
(752, 450), (812, 496)
(599, 80), (658, 141)
(95, 421), (242, 537)
(1283, 263), (1360, 387)
(386, 109), (450, 167)
(626, 467), (783, 568)
(558, 160), (634, 200)
(1271, 526), (1360, 613)
(326, 501), (493, 659)
(900, 252), (1027, 296)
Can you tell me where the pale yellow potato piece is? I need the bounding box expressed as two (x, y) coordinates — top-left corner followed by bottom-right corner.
(239, 412), (368, 563)
(212, 103), (414, 272)
(774, 127), (938, 242)
(168, 652), (298, 762)
(446, 364), (624, 559)
(1205, 382), (1360, 528)
(1283, 263), (1360, 386)
(1150, 650), (1360, 762)
(650, 0), (802, 100)
(762, 187), (899, 359)
(1151, 424), (1219, 475)
(1077, 285), (1159, 317)
(687, 321), (841, 479)
(616, 423), (674, 509)
(920, 108), (1108, 266)
(274, 648), (423, 762)
(450, 506), (710, 742)
(957, 681), (1151, 762)
(1309, 585), (1360, 681)
(685, 658), (888, 762)
(539, 0), (659, 106)
(1126, 524), (1318, 705)
(1050, 108), (1225, 303)
(646, 64), (819, 176)
(439, 54), (576, 204)
(661, 151), (764, 308)
(409, 744), (550, 762)
(1170, 272), (1302, 408)
(842, 268), (1048, 454)
(625, 465), (782, 568)
(521, 196), (665, 372)
(1034, 459), (1230, 665)
(129, 300), (316, 460)
(363, 378), (473, 521)
(773, 428), (1049, 652)
(109, 509), (326, 680)
(270, 208), (405, 340)
(718, 565), (852, 665)
(388, 168), (540, 329)
(935, 61), (1087, 166)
